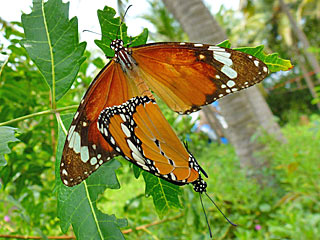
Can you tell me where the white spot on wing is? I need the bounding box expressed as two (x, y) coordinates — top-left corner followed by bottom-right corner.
(67, 125), (76, 142)
(263, 66), (268, 72)
(254, 60), (260, 67)
(214, 54), (233, 66)
(121, 123), (131, 137)
(68, 132), (76, 149)
(74, 111), (79, 120)
(63, 179), (68, 185)
(226, 80), (236, 88)
(208, 46), (225, 52)
(221, 65), (238, 79)
(73, 132), (81, 154)
(62, 169), (68, 176)
(120, 114), (126, 122)
(90, 157), (97, 165)
(80, 146), (89, 163)
(170, 172), (177, 181)
(194, 43), (203, 47)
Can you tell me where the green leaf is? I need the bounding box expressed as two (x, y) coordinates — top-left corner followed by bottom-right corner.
(133, 164), (142, 179)
(0, 54), (9, 76)
(94, 6), (148, 56)
(0, 126), (19, 167)
(217, 40), (293, 72)
(234, 45), (293, 72)
(20, 0), (86, 101)
(143, 171), (183, 218)
(217, 40), (231, 48)
(56, 114), (127, 240)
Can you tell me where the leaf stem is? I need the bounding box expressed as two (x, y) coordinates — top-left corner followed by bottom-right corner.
(122, 214), (184, 234)
(0, 105), (78, 127)
(83, 181), (104, 239)
(55, 112), (68, 135)
(41, 0), (56, 109)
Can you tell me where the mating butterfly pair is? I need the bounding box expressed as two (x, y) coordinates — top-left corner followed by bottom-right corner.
(60, 39), (268, 188)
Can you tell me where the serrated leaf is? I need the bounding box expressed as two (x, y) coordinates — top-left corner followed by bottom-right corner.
(56, 114), (127, 240)
(133, 164), (142, 179)
(217, 40), (292, 72)
(20, 0), (86, 101)
(0, 126), (20, 167)
(94, 6), (148, 56)
(143, 171), (183, 218)
(234, 45), (293, 72)
(217, 40), (231, 48)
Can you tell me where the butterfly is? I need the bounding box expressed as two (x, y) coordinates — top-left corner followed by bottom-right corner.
(60, 27), (268, 187)
(97, 95), (237, 236)
(97, 95), (207, 191)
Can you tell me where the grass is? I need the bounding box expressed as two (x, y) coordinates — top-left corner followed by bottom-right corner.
(96, 114), (320, 239)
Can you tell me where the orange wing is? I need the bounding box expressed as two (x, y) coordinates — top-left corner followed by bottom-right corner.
(131, 42), (269, 114)
(97, 96), (207, 188)
(60, 61), (140, 186)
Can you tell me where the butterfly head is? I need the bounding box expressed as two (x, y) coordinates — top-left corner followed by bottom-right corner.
(192, 177), (207, 193)
(110, 39), (124, 52)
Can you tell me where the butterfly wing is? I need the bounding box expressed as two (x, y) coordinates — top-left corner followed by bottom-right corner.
(97, 96), (205, 185)
(131, 42), (269, 114)
(60, 61), (139, 186)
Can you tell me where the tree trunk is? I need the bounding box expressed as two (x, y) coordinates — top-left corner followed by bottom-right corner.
(162, 0), (284, 180)
(279, 0), (320, 83)
(297, 55), (320, 110)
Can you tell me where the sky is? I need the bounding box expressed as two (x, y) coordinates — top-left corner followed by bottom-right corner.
(0, 0), (239, 50)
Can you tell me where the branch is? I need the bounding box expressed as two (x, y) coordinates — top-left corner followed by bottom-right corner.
(0, 214), (184, 239)
(0, 235), (75, 239)
(0, 105), (78, 127)
(122, 213), (184, 234)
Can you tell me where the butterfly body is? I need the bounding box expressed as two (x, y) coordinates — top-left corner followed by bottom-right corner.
(60, 38), (269, 187)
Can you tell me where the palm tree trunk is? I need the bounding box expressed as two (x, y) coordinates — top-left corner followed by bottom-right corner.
(162, 0), (284, 179)
(279, 0), (320, 83)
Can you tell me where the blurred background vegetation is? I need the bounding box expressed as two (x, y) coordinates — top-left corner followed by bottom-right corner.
(0, 0), (319, 239)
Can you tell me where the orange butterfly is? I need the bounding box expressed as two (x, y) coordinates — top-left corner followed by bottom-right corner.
(60, 37), (268, 187)
(97, 95), (207, 191)
(96, 95), (237, 236)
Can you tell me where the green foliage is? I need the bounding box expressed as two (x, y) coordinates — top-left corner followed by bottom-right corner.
(142, 0), (188, 42)
(218, 40), (293, 72)
(104, 115), (320, 239)
(142, 171), (183, 218)
(94, 6), (148, 56)
(0, 127), (19, 167)
(21, 0), (86, 101)
(267, 88), (318, 125)
(56, 115), (127, 239)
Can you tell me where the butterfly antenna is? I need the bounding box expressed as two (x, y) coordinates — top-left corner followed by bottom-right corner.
(82, 30), (113, 41)
(116, 4), (133, 39)
(199, 192), (213, 238)
(205, 192), (237, 226)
